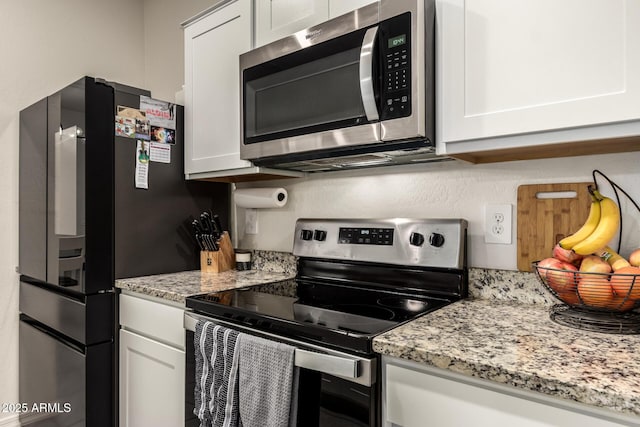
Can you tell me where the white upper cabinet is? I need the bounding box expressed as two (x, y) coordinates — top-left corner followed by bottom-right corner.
(255, 0), (328, 47)
(255, 0), (376, 47)
(183, 0), (303, 181)
(184, 0), (253, 176)
(436, 0), (640, 160)
(328, 0), (376, 19)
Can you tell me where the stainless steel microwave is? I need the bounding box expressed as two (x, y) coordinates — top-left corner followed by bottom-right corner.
(240, 0), (444, 172)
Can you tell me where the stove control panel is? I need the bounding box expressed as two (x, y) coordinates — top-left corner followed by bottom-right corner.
(338, 227), (394, 245)
(293, 218), (467, 269)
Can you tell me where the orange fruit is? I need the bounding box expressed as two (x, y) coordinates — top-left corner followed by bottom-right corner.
(610, 266), (640, 300)
(577, 275), (614, 308)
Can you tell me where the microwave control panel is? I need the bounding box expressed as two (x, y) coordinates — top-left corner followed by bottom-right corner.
(379, 12), (411, 121)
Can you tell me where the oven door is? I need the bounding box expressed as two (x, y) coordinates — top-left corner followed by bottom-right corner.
(184, 312), (378, 427)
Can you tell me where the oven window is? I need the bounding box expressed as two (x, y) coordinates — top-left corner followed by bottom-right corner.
(319, 374), (374, 426)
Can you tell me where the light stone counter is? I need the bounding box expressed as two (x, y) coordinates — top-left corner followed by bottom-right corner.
(374, 270), (640, 419)
(114, 250), (296, 303)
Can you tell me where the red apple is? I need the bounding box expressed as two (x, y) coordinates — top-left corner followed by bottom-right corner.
(553, 244), (583, 265)
(536, 257), (563, 280)
(546, 261), (578, 293)
(629, 248), (640, 267)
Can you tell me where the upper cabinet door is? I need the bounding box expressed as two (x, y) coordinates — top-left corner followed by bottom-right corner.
(437, 0), (640, 145)
(328, 0), (376, 19)
(255, 0), (328, 47)
(184, 0), (253, 175)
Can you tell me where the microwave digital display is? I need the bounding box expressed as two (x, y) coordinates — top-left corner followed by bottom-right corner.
(388, 34), (407, 49)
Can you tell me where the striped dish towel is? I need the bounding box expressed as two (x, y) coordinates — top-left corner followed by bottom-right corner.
(194, 320), (241, 427)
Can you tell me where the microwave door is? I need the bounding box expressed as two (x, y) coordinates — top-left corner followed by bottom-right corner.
(241, 20), (382, 161)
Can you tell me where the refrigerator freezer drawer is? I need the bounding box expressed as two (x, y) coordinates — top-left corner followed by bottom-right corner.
(19, 317), (113, 427)
(19, 280), (113, 345)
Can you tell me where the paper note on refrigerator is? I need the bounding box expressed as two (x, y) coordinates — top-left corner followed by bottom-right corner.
(150, 142), (171, 163)
(139, 96), (176, 130)
(135, 140), (149, 189)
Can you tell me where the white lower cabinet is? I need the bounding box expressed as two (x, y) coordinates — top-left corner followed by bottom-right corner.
(119, 293), (186, 427)
(383, 357), (637, 427)
(119, 330), (185, 427)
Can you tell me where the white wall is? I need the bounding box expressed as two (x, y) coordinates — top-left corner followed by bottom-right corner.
(0, 0), (147, 423)
(0, 1), (218, 422)
(143, 0), (217, 102)
(236, 151), (640, 270)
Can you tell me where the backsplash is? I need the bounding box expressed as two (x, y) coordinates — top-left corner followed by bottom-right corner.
(252, 250), (556, 306)
(236, 152), (640, 271)
(469, 268), (555, 306)
(250, 250), (297, 275)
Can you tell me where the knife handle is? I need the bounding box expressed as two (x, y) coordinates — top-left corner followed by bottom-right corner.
(212, 214), (223, 234)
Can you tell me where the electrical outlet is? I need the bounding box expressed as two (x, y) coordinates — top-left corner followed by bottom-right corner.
(485, 204), (512, 244)
(245, 208), (258, 235)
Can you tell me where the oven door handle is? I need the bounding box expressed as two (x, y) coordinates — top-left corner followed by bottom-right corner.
(184, 312), (370, 383)
(359, 25), (380, 122)
(294, 349), (359, 379)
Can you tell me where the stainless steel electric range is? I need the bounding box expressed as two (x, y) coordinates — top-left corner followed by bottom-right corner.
(184, 218), (468, 427)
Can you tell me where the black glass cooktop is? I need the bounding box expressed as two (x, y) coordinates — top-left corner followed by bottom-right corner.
(186, 280), (452, 354)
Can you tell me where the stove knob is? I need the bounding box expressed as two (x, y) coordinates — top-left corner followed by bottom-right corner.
(429, 232), (445, 247)
(314, 230), (327, 241)
(409, 232), (425, 246)
(301, 229), (313, 240)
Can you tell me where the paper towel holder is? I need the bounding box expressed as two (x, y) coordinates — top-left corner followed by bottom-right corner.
(234, 187), (288, 209)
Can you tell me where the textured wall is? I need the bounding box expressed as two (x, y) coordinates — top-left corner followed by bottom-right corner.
(236, 151), (640, 270)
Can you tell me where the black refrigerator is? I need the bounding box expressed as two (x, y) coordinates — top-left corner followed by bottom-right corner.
(18, 76), (229, 426)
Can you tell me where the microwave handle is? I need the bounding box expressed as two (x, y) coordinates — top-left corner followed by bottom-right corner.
(359, 26), (380, 122)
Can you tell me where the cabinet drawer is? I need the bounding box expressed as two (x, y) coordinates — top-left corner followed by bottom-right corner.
(119, 294), (184, 349)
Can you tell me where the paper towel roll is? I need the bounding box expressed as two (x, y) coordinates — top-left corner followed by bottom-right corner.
(234, 188), (288, 208)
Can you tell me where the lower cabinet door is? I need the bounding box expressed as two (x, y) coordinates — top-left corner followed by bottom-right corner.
(119, 329), (185, 427)
(385, 362), (630, 427)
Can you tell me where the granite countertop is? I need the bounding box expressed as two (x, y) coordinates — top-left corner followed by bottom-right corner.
(373, 298), (640, 418)
(115, 269), (295, 303)
(115, 250), (297, 303)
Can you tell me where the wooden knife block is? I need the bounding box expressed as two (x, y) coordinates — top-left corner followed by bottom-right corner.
(200, 232), (235, 273)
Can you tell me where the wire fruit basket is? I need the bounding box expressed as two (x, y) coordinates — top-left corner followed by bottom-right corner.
(533, 262), (640, 312)
(534, 262), (640, 334)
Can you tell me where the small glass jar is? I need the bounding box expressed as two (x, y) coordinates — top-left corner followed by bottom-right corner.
(235, 250), (252, 271)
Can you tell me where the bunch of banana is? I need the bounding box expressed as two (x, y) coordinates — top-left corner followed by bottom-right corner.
(558, 187), (620, 256)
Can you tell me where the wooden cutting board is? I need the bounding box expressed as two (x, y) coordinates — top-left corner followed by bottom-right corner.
(517, 182), (593, 271)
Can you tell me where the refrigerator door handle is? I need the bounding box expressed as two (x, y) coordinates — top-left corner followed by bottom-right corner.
(54, 126), (84, 236)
